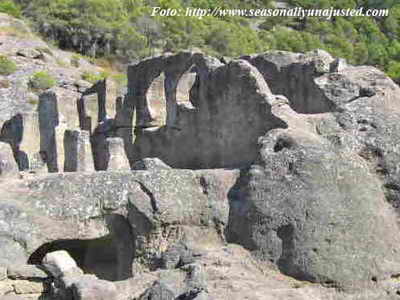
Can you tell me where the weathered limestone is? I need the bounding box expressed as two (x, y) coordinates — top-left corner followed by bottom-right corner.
(63, 129), (94, 172)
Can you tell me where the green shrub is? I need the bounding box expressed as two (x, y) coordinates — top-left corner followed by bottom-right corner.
(0, 1), (21, 18)
(29, 71), (56, 90)
(0, 55), (17, 75)
(81, 71), (108, 84)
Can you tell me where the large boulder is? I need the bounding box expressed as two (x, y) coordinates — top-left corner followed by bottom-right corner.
(227, 96), (400, 287)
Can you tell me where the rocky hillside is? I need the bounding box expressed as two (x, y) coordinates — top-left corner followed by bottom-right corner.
(2, 13), (400, 300)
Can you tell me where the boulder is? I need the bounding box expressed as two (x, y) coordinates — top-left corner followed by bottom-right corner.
(227, 100), (400, 287)
(42, 250), (82, 278)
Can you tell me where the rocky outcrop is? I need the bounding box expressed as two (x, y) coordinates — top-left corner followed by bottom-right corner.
(227, 102), (400, 286)
(126, 51), (286, 169)
(2, 15), (400, 298)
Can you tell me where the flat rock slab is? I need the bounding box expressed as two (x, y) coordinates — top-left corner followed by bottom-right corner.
(7, 265), (48, 280)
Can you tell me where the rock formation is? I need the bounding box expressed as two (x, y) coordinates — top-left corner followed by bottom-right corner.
(2, 14), (400, 298)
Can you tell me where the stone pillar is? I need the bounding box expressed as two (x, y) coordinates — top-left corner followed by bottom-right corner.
(38, 91), (59, 173)
(106, 137), (130, 170)
(64, 130), (94, 172)
(77, 96), (92, 132)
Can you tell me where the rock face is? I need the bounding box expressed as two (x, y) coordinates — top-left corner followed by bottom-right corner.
(125, 51), (286, 169)
(2, 15), (400, 298)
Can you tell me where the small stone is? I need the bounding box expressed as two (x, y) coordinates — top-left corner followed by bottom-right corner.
(42, 250), (83, 278)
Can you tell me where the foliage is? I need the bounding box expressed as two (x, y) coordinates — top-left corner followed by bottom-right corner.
(4, 0), (400, 82)
(29, 71), (56, 90)
(81, 71), (108, 83)
(0, 55), (17, 75)
(0, 0), (21, 18)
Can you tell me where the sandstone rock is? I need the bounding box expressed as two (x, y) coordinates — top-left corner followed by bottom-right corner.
(42, 250), (82, 278)
(0, 142), (18, 178)
(7, 265), (48, 280)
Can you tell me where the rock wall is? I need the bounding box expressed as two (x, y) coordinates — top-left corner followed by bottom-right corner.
(125, 51), (287, 169)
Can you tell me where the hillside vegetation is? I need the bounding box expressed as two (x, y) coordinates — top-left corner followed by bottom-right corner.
(1, 0), (399, 82)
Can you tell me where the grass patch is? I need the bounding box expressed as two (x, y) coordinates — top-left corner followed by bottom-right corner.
(81, 71), (109, 84)
(29, 71), (56, 90)
(0, 55), (17, 75)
